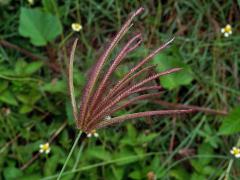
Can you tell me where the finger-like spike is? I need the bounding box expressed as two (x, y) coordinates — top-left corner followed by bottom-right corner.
(68, 39), (78, 125)
(95, 109), (196, 130)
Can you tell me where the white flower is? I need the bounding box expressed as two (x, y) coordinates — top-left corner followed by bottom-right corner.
(87, 130), (99, 138)
(230, 146), (240, 158)
(104, 115), (111, 120)
(39, 142), (51, 154)
(28, 0), (34, 5)
(71, 23), (82, 32)
(221, 24), (232, 37)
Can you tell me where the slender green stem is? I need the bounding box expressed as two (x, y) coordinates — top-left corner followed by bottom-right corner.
(72, 141), (85, 171)
(224, 160), (234, 180)
(57, 131), (82, 180)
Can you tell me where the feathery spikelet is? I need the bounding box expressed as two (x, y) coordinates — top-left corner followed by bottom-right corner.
(68, 7), (194, 133)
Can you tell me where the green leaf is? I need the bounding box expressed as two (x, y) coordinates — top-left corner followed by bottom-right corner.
(44, 154), (60, 176)
(170, 167), (190, 180)
(218, 107), (240, 135)
(137, 133), (158, 144)
(0, 80), (8, 93)
(42, 79), (66, 93)
(190, 159), (204, 173)
(114, 149), (138, 165)
(3, 166), (23, 179)
(190, 173), (206, 180)
(87, 147), (111, 161)
(0, 90), (18, 106)
(153, 48), (193, 90)
(42, 0), (56, 13)
(16, 92), (41, 105)
(198, 143), (213, 165)
(112, 167), (124, 180)
(15, 59), (27, 75)
(19, 7), (62, 46)
(25, 61), (44, 75)
(128, 170), (142, 179)
(19, 104), (33, 114)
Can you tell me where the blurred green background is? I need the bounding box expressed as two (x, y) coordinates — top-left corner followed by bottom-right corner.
(0, 0), (240, 179)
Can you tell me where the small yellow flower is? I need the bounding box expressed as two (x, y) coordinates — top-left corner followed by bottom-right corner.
(221, 24), (232, 37)
(230, 146), (240, 158)
(71, 23), (82, 32)
(28, 0), (34, 5)
(87, 129), (99, 138)
(39, 142), (51, 154)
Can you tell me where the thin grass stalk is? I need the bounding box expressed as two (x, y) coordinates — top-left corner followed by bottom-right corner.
(57, 131), (82, 180)
(72, 141), (85, 171)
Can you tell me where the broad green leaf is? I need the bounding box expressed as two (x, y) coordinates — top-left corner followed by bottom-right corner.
(42, 79), (66, 93)
(15, 59), (27, 75)
(137, 133), (158, 144)
(0, 90), (18, 106)
(170, 167), (189, 180)
(19, 7), (62, 46)
(0, 81), (8, 93)
(19, 104), (33, 114)
(16, 94), (32, 104)
(16, 92), (41, 105)
(112, 167), (124, 180)
(128, 170), (142, 179)
(219, 107), (240, 135)
(3, 166), (23, 179)
(202, 166), (217, 175)
(114, 149), (138, 165)
(190, 173), (206, 180)
(44, 154), (60, 176)
(153, 48), (193, 90)
(198, 143), (213, 165)
(190, 159), (204, 173)
(87, 147), (111, 161)
(25, 61), (44, 75)
(42, 0), (56, 13)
